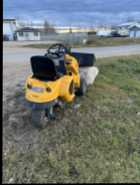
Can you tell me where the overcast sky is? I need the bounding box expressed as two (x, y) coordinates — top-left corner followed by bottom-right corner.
(3, 0), (140, 26)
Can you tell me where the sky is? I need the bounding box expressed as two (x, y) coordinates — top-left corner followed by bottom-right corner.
(3, 0), (140, 26)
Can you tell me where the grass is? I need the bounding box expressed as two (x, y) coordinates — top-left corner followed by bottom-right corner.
(3, 55), (140, 183)
(23, 37), (140, 48)
(86, 36), (140, 47)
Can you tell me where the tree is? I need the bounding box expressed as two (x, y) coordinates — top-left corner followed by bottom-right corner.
(44, 20), (55, 33)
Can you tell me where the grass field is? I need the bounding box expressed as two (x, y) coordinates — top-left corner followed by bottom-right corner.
(3, 55), (140, 183)
(86, 36), (140, 47)
(23, 37), (140, 48)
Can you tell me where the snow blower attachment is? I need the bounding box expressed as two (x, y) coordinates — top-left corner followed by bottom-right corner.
(25, 43), (98, 128)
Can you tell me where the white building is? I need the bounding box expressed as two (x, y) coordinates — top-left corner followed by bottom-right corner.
(3, 19), (17, 40)
(129, 25), (140, 38)
(118, 22), (140, 38)
(96, 28), (112, 37)
(16, 27), (41, 41)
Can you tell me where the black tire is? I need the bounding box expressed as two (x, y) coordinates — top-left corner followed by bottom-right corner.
(31, 109), (47, 129)
(76, 78), (87, 96)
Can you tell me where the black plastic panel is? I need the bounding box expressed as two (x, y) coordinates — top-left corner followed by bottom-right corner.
(71, 52), (96, 67)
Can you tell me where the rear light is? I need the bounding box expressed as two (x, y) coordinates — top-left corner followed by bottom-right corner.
(27, 84), (32, 89)
(46, 87), (52, 92)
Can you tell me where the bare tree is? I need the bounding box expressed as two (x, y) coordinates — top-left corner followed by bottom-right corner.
(44, 20), (55, 33)
(69, 27), (72, 33)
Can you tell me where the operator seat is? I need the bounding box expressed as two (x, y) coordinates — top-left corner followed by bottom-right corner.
(31, 56), (57, 81)
(31, 55), (66, 81)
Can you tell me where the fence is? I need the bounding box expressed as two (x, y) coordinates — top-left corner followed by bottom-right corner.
(40, 32), (88, 45)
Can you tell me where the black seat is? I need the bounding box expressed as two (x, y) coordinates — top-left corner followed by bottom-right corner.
(31, 56), (57, 81)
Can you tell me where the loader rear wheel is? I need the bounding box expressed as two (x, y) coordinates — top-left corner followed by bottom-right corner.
(31, 110), (47, 129)
(76, 78), (87, 96)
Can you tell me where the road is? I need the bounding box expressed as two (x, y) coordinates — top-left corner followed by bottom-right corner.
(4, 43), (140, 63)
(3, 42), (140, 100)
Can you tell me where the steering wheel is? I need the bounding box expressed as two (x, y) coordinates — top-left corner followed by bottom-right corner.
(47, 43), (69, 58)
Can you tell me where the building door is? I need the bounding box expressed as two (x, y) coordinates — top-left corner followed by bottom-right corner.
(25, 32), (29, 40)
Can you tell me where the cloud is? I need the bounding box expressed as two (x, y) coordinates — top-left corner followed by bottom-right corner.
(3, 0), (140, 26)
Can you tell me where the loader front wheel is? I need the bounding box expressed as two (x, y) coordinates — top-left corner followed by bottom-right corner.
(31, 110), (47, 129)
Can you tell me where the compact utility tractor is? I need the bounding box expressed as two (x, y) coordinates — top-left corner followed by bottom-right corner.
(25, 43), (97, 128)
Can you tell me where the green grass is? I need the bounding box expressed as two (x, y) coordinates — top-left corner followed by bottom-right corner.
(86, 36), (140, 47)
(23, 37), (140, 48)
(3, 55), (140, 183)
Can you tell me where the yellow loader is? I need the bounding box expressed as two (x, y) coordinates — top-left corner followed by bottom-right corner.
(25, 43), (96, 128)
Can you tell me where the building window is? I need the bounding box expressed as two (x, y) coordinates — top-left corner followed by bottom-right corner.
(19, 32), (23, 36)
(34, 32), (38, 36)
